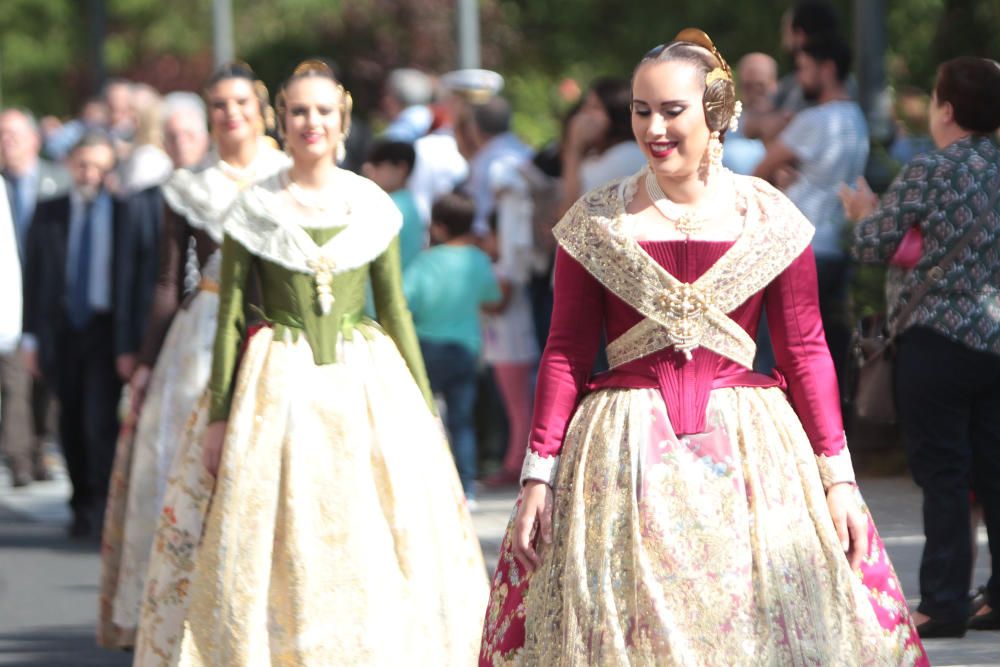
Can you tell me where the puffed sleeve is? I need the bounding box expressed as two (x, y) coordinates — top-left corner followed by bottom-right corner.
(521, 246), (604, 485)
(207, 234), (252, 423)
(765, 245), (856, 488)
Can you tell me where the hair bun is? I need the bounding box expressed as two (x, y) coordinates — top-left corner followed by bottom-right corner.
(292, 59), (336, 78)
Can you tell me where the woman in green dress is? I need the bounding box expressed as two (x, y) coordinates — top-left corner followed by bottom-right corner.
(175, 60), (488, 666)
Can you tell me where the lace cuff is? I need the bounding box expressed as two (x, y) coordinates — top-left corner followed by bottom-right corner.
(816, 446), (857, 490)
(520, 449), (560, 486)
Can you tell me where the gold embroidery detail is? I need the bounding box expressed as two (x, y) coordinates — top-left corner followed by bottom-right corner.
(659, 282), (713, 360)
(307, 256), (338, 315)
(554, 170), (815, 369)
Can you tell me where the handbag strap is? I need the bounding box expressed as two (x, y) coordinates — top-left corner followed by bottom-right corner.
(890, 174), (1000, 338)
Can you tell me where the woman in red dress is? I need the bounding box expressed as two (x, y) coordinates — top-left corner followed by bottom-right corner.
(480, 30), (928, 666)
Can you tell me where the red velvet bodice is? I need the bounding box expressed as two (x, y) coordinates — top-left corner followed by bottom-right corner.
(529, 240), (845, 461)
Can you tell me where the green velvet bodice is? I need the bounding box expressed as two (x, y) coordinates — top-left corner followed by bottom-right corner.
(208, 225), (433, 422)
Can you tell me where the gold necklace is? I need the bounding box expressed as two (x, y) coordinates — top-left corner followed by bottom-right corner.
(644, 170), (712, 236)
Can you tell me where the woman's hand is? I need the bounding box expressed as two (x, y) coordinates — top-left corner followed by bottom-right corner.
(513, 480), (554, 573)
(128, 364), (152, 415)
(201, 421), (228, 477)
(827, 482), (869, 570)
(565, 109), (608, 156)
(839, 177), (879, 222)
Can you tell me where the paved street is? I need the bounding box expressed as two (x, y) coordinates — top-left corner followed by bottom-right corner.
(0, 468), (997, 666)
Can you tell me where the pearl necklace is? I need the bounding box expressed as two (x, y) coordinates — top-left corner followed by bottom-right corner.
(644, 169), (730, 237)
(283, 171), (340, 212)
(217, 157), (257, 186)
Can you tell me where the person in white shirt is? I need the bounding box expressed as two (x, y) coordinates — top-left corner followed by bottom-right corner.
(380, 68), (434, 142)
(465, 96), (532, 235)
(0, 107), (69, 487)
(480, 162), (540, 487)
(754, 32), (869, 383)
(723, 53), (778, 176)
(0, 184), (30, 487)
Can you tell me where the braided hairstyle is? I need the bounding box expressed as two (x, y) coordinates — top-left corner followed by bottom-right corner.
(633, 28), (738, 137)
(274, 59), (353, 161)
(204, 60), (275, 135)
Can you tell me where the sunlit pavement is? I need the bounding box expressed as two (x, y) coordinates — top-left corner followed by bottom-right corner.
(1, 467), (997, 666)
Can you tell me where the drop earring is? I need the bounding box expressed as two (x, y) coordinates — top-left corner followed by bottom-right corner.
(709, 131), (723, 170)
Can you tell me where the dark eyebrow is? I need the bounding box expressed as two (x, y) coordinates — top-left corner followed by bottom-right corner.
(631, 99), (689, 107)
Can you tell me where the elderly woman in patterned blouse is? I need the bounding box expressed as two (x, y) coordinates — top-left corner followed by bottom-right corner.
(844, 56), (1000, 638)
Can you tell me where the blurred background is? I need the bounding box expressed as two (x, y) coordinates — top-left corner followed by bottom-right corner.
(1, 1), (998, 146)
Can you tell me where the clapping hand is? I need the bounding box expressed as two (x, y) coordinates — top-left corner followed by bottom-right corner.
(839, 177), (879, 222)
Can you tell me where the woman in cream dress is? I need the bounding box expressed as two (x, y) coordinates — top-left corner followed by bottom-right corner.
(480, 31), (928, 666)
(172, 61), (487, 666)
(98, 62), (287, 653)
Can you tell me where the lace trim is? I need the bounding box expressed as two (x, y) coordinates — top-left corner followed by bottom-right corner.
(816, 445), (857, 489)
(161, 143), (289, 243)
(554, 171), (814, 369)
(223, 169), (402, 276)
(520, 450), (560, 486)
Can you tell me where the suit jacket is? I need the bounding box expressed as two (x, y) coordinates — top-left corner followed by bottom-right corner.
(3, 160), (71, 258)
(22, 193), (123, 383)
(114, 186), (163, 358)
(3, 159), (73, 206)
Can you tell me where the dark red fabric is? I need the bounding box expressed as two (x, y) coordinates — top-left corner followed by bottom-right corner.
(529, 240), (846, 461)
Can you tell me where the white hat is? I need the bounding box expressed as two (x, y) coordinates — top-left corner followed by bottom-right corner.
(441, 69), (504, 102)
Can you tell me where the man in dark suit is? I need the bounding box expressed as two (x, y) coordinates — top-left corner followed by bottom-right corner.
(20, 132), (121, 538)
(0, 107), (70, 487)
(114, 187), (164, 384)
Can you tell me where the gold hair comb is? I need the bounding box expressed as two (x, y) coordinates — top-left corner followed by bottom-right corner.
(674, 28), (733, 82)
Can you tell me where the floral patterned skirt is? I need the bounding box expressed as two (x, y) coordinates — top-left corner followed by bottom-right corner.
(110, 289), (218, 637)
(175, 324), (489, 666)
(481, 386), (928, 666)
(132, 391), (212, 667)
(97, 411), (139, 649)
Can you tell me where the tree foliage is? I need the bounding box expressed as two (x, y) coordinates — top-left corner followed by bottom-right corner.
(1, 0), (997, 142)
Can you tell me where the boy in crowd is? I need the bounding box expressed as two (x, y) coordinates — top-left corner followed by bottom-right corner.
(363, 140), (424, 269)
(403, 193), (501, 503)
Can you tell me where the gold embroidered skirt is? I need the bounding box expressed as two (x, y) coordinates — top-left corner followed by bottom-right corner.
(108, 289), (218, 638)
(97, 409), (139, 649)
(482, 386), (925, 666)
(177, 324), (488, 666)
(133, 391), (212, 667)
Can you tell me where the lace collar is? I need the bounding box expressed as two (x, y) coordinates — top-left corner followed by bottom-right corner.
(554, 170), (814, 367)
(161, 140), (290, 243)
(223, 168), (402, 276)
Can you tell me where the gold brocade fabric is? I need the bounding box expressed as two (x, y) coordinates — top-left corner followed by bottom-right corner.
(112, 289), (219, 635)
(517, 386), (920, 666)
(97, 412), (139, 650)
(554, 171), (814, 369)
(133, 391), (213, 667)
(177, 325), (488, 666)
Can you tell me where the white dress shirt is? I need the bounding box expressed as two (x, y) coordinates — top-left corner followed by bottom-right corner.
(408, 130), (469, 226)
(0, 185), (22, 354)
